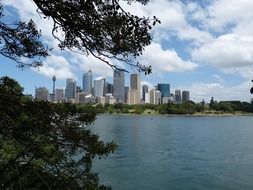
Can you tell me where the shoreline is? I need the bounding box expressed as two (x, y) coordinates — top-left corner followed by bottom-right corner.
(99, 112), (253, 117)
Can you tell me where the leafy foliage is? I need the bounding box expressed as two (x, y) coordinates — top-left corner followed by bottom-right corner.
(92, 101), (253, 115)
(0, 4), (49, 68)
(33, 0), (159, 74)
(0, 76), (117, 189)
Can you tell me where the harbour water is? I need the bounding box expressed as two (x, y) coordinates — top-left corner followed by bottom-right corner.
(92, 115), (253, 190)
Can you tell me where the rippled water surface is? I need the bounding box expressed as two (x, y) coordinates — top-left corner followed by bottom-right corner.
(92, 115), (253, 190)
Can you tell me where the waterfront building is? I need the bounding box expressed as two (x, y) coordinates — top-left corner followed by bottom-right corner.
(94, 76), (105, 97)
(75, 91), (89, 103)
(182, 91), (190, 102)
(150, 89), (155, 104)
(105, 93), (116, 104)
(55, 89), (64, 102)
(157, 83), (170, 103)
(128, 89), (138, 105)
(150, 89), (161, 105)
(98, 96), (106, 105)
(35, 87), (49, 101)
(155, 90), (161, 105)
(83, 70), (92, 93)
(142, 85), (148, 101)
(113, 70), (125, 103)
(175, 90), (181, 103)
(105, 82), (113, 94)
(145, 92), (150, 103)
(130, 73), (140, 103)
(124, 86), (129, 103)
(65, 78), (76, 100)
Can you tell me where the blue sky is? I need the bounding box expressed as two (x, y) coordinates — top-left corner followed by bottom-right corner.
(1, 0), (253, 102)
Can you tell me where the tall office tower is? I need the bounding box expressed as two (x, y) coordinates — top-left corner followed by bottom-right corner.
(150, 89), (161, 105)
(76, 86), (82, 93)
(145, 92), (150, 103)
(55, 89), (64, 102)
(105, 82), (113, 94)
(65, 78), (77, 100)
(130, 73), (140, 103)
(142, 85), (148, 101)
(113, 70), (125, 103)
(124, 86), (129, 103)
(158, 83), (170, 99)
(182, 90), (190, 102)
(175, 90), (181, 103)
(149, 89), (155, 104)
(94, 76), (105, 97)
(155, 90), (161, 105)
(83, 70), (92, 93)
(35, 87), (49, 101)
(128, 89), (138, 105)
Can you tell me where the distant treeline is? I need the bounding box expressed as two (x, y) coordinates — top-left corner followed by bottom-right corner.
(91, 101), (253, 115)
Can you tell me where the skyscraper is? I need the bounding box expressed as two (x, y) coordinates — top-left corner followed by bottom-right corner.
(35, 87), (49, 101)
(83, 70), (92, 93)
(55, 89), (64, 102)
(104, 82), (113, 94)
(113, 70), (125, 103)
(175, 90), (181, 103)
(149, 89), (161, 105)
(182, 90), (190, 102)
(124, 86), (129, 103)
(157, 83), (170, 98)
(142, 85), (148, 101)
(65, 78), (76, 100)
(130, 73), (140, 103)
(128, 89), (138, 105)
(94, 77), (105, 97)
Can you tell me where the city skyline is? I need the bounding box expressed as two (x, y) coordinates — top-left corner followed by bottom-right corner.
(33, 70), (194, 105)
(1, 1), (253, 102)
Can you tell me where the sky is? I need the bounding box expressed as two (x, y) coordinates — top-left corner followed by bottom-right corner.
(1, 0), (253, 102)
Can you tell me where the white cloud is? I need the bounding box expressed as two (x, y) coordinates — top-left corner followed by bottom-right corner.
(188, 81), (252, 102)
(141, 81), (154, 90)
(140, 43), (198, 73)
(120, 0), (213, 45)
(206, 0), (253, 33)
(70, 53), (114, 77)
(33, 55), (75, 79)
(192, 34), (253, 78)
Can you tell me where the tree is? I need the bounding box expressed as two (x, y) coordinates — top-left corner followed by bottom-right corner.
(0, 3), (49, 68)
(1, 0), (159, 73)
(0, 76), (117, 189)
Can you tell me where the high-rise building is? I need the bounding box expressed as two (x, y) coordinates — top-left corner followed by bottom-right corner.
(182, 90), (190, 102)
(35, 87), (49, 101)
(55, 89), (64, 102)
(142, 85), (148, 101)
(149, 89), (155, 104)
(130, 73), (140, 103)
(65, 78), (76, 100)
(83, 70), (92, 93)
(124, 86), (129, 103)
(94, 76), (105, 97)
(175, 90), (181, 103)
(157, 83), (170, 98)
(113, 70), (125, 103)
(155, 90), (161, 105)
(150, 89), (161, 105)
(105, 82), (113, 94)
(128, 89), (138, 105)
(145, 92), (150, 103)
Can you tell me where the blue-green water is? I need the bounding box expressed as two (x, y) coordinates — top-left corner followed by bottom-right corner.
(92, 115), (253, 190)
